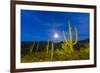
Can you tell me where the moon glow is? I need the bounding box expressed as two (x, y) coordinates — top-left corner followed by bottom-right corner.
(54, 33), (59, 39)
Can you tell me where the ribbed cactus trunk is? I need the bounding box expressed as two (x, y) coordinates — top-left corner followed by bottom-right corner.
(50, 42), (54, 60)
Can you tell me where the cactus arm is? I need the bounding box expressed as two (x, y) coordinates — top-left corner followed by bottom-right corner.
(68, 21), (72, 43)
(73, 27), (78, 45)
(68, 20), (73, 45)
(63, 31), (68, 43)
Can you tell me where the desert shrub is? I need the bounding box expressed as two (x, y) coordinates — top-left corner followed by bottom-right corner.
(21, 51), (51, 63)
(79, 48), (89, 59)
(54, 47), (80, 61)
(54, 49), (68, 60)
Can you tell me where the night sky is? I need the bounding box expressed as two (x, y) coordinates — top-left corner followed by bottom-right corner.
(21, 10), (90, 42)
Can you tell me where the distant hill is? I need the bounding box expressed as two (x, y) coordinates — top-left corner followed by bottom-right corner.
(21, 39), (89, 50)
(21, 39), (89, 55)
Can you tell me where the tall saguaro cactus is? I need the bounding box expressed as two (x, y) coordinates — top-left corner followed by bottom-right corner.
(50, 42), (54, 60)
(46, 40), (49, 54)
(36, 42), (39, 51)
(29, 42), (35, 55)
(63, 21), (78, 52)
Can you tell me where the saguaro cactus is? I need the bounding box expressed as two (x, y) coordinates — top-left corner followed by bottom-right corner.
(36, 42), (39, 52)
(29, 42), (35, 55)
(46, 40), (49, 54)
(50, 42), (54, 60)
(63, 21), (78, 52)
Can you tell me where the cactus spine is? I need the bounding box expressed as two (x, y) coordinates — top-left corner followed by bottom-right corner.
(63, 21), (78, 52)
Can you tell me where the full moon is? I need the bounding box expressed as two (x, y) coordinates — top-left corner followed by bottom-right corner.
(54, 33), (59, 39)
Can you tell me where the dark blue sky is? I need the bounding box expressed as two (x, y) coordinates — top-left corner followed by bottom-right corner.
(21, 10), (90, 42)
